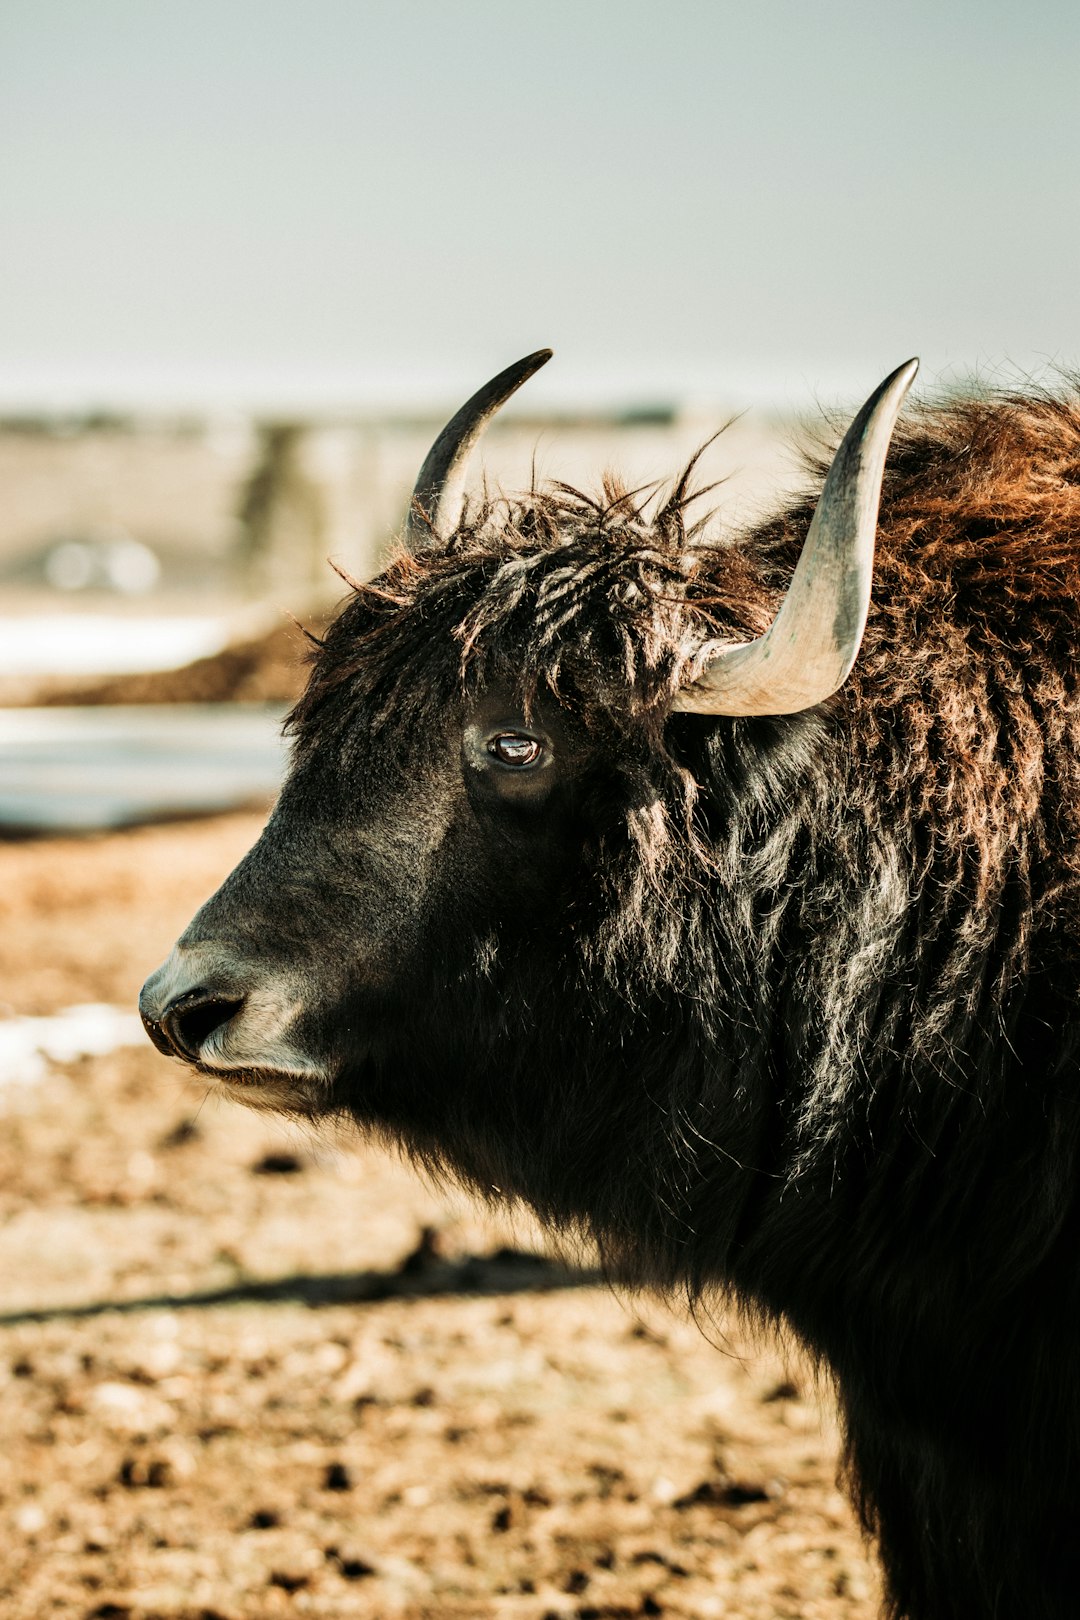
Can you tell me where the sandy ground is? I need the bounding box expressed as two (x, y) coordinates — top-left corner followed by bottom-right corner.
(0, 813), (881, 1619)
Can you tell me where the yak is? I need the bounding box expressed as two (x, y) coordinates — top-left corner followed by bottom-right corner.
(141, 350), (1080, 1620)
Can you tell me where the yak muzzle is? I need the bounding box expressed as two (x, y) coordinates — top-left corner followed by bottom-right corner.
(139, 945), (247, 1060)
(139, 944), (326, 1096)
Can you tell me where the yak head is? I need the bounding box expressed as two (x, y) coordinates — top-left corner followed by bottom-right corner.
(140, 350), (915, 1245)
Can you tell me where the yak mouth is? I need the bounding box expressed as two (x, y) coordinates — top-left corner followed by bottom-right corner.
(141, 1008), (333, 1113)
(191, 1057), (332, 1115)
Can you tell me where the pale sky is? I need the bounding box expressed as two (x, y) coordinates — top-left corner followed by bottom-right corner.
(2, 0), (1078, 411)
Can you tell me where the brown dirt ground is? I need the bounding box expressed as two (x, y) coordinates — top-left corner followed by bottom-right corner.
(0, 814), (882, 1619)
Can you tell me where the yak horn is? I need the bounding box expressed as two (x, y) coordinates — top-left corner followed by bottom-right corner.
(673, 358), (919, 717)
(405, 348), (553, 549)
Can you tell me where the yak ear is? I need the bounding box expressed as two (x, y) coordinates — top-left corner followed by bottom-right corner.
(672, 358), (918, 718)
(405, 350), (553, 550)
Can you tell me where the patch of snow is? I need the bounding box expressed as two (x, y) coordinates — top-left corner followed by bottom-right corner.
(0, 1004), (147, 1091)
(0, 615), (229, 676)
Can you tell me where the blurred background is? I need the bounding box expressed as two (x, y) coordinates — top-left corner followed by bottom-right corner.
(1, 3), (1077, 1616)
(4, 0), (1080, 825)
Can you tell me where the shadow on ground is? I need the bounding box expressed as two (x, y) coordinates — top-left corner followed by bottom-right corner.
(0, 1238), (602, 1327)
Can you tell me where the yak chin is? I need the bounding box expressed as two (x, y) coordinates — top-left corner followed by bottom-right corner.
(195, 1048), (331, 1115)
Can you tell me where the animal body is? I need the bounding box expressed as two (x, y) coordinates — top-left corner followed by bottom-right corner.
(141, 351), (1080, 1619)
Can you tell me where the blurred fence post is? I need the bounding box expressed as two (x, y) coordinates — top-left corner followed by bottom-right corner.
(233, 422), (327, 600)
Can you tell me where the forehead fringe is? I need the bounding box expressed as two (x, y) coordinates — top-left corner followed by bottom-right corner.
(293, 453), (769, 738)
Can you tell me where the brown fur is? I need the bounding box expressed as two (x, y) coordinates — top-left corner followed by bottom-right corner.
(277, 381), (1080, 1620)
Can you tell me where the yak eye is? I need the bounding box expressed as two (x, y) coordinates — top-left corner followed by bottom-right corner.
(488, 733), (544, 768)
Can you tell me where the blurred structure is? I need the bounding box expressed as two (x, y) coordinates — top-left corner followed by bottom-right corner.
(0, 404), (804, 625)
(234, 423), (327, 600)
(0, 414), (250, 602)
(0, 399), (806, 830)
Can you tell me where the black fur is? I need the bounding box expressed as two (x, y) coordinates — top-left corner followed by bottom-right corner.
(168, 388), (1080, 1619)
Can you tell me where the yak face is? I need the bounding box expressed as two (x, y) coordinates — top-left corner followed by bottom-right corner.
(143, 679), (596, 1125)
(137, 502), (845, 1255)
(140, 352), (916, 1229)
(140, 530), (713, 1214)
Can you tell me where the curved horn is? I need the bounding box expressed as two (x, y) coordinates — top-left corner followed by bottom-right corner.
(673, 358), (919, 717)
(405, 349), (553, 549)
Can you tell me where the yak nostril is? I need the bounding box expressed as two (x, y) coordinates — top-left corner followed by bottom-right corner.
(161, 990), (245, 1062)
(141, 1012), (176, 1058)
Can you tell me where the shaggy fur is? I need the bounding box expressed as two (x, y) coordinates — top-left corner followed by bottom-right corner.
(204, 385), (1080, 1619)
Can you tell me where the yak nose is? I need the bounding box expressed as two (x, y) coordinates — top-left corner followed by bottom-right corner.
(151, 989), (245, 1062)
(139, 950), (246, 1063)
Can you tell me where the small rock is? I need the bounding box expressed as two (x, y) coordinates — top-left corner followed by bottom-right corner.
(397, 1226), (444, 1274)
(763, 1379), (800, 1402)
(118, 1453), (173, 1489)
(269, 1570), (309, 1593)
(15, 1502), (46, 1534)
(323, 1461), (353, 1492)
(88, 1381), (170, 1434)
(158, 1118), (200, 1149)
(673, 1475), (783, 1509)
(252, 1150), (304, 1175)
(327, 1548), (376, 1581)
